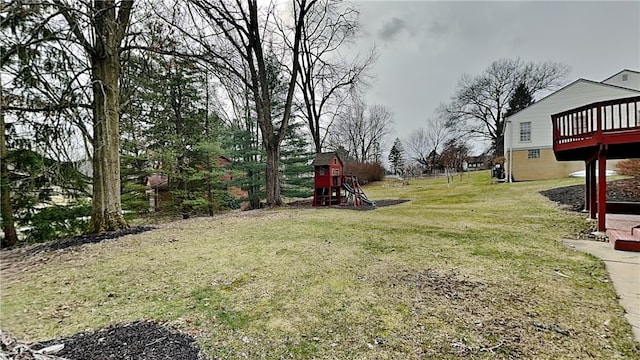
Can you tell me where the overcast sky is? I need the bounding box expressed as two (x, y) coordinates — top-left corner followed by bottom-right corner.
(347, 1), (640, 154)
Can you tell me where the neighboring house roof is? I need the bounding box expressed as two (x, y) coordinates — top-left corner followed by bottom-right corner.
(311, 152), (343, 166)
(601, 69), (640, 84)
(466, 155), (489, 164)
(145, 174), (169, 190)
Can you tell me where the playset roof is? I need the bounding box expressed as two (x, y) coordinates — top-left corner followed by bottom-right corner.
(311, 152), (343, 166)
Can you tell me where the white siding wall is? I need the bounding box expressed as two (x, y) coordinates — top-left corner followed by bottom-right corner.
(505, 80), (640, 152)
(602, 70), (640, 91)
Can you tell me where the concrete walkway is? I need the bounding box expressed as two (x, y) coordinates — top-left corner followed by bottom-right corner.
(563, 239), (640, 342)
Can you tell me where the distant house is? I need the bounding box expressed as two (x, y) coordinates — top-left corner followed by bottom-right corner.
(144, 174), (170, 211)
(503, 69), (640, 181)
(464, 154), (491, 171)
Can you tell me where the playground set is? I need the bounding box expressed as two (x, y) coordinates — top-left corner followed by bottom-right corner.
(311, 152), (375, 207)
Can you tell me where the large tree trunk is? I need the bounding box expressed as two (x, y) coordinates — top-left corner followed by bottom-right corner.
(0, 83), (18, 247)
(495, 133), (505, 158)
(87, 57), (127, 233)
(264, 142), (282, 206)
(86, 1), (128, 233)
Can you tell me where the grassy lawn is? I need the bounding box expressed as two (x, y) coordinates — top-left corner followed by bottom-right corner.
(1, 171), (639, 359)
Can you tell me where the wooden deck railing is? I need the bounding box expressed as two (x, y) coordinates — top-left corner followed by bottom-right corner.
(552, 95), (640, 151)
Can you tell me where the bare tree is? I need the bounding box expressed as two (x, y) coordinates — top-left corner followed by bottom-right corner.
(439, 138), (469, 186)
(439, 58), (569, 156)
(295, 0), (376, 153)
(405, 116), (453, 174)
(329, 96), (393, 163)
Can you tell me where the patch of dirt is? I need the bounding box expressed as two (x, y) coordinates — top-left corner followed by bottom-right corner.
(31, 321), (208, 360)
(540, 177), (640, 212)
(370, 268), (532, 358)
(287, 198), (410, 211)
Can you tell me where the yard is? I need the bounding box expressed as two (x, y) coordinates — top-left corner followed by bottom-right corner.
(1, 171), (639, 359)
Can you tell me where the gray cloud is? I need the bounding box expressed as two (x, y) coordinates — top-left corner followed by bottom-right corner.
(351, 1), (639, 155)
(428, 21), (449, 37)
(378, 17), (409, 41)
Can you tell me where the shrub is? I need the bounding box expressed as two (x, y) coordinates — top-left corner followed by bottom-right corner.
(24, 202), (91, 243)
(343, 162), (385, 184)
(616, 159), (640, 177)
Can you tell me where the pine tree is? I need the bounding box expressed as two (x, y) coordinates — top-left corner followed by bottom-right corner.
(221, 127), (265, 210)
(504, 82), (534, 117)
(150, 60), (223, 216)
(388, 138), (405, 175)
(120, 55), (153, 214)
(119, 50), (228, 217)
(281, 121), (314, 198)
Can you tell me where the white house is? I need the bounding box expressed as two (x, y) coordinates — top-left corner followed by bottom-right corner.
(504, 69), (640, 181)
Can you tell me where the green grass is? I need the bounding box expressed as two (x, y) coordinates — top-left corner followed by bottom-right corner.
(1, 171), (639, 359)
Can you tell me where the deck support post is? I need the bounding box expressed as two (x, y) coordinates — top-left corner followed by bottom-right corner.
(587, 159), (597, 219)
(597, 146), (607, 232)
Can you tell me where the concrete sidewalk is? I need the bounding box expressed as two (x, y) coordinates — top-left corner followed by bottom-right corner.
(563, 239), (640, 342)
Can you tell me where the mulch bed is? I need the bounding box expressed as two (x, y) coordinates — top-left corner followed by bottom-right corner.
(3, 226), (156, 256)
(540, 177), (640, 211)
(30, 321), (208, 360)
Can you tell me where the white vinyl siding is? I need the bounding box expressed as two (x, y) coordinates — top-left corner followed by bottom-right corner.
(602, 70), (640, 90)
(506, 80), (640, 153)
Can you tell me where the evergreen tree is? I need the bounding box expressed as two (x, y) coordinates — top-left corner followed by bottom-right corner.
(221, 127), (265, 210)
(5, 147), (89, 243)
(388, 138), (405, 175)
(281, 121), (314, 198)
(149, 59), (224, 216)
(505, 82), (534, 117)
(119, 49), (228, 217)
(1, 2), (89, 246)
(120, 55), (154, 214)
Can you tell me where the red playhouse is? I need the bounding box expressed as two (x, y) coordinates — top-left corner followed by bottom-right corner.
(312, 152), (375, 207)
(312, 152), (344, 206)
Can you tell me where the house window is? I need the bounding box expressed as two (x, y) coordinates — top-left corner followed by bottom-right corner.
(519, 122), (531, 142)
(622, 74), (629, 81)
(528, 149), (540, 159)
(333, 158), (337, 165)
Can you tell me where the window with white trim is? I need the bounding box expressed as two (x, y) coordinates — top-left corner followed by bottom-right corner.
(528, 149), (540, 159)
(519, 122), (531, 142)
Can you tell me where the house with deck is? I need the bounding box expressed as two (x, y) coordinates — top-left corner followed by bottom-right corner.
(504, 69), (640, 181)
(551, 93), (640, 250)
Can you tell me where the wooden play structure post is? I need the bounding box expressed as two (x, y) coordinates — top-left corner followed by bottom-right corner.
(312, 152), (344, 206)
